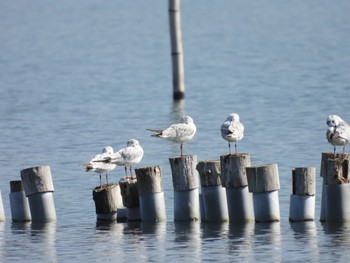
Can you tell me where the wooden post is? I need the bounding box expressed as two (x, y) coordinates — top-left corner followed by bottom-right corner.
(135, 166), (166, 222)
(119, 177), (140, 221)
(20, 166), (56, 223)
(246, 164), (280, 222)
(169, 0), (185, 100)
(9, 181), (31, 222)
(169, 155), (200, 221)
(321, 153), (350, 222)
(196, 160), (228, 222)
(0, 190), (4, 222)
(319, 152), (349, 221)
(220, 154), (254, 223)
(92, 184), (120, 221)
(289, 167), (316, 222)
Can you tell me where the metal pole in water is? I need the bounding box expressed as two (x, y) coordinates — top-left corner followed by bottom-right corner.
(119, 177), (141, 221)
(289, 167), (316, 222)
(136, 166), (166, 222)
(9, 180), (31, 222)
(169, 155), (200, 221)
(20, 166), (57, 223)
(92, 184), (120, 221)
(169, 0), (185, 100)
(220, 154), (254, 223)
(246, 164), (280, 222)
(196, 160), (228, 222)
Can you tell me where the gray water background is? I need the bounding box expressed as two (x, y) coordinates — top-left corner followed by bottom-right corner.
(1, 0), (350, 262)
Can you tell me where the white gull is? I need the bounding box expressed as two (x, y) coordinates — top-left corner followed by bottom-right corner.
(326, 114), (350, 154)
(147, 115), (196, 156)
(81, 146), (116, 186)
(220, 113), (244, 155)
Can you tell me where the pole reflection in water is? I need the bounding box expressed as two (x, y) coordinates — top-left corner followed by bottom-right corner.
(0, 222), (4, 260)
(172, 221), (201, 261)
(322, 222), (350, 249)
(201, 222), (229, 239)
(30, 222), (57, 263)
(253, 222), (281, 262)
(290, 221), (319, 261)
(227, 222), (255, 259)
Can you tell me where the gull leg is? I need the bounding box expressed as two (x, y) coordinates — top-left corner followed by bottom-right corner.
(124, 166), (128, 177)
(106, 174), (109, 185)
(235, 142), (238, 154)
(180, 143), (183, 156)
(228, 142), (231, 155)
(99, 174), (102, 187)
(130, 166), (133, 179)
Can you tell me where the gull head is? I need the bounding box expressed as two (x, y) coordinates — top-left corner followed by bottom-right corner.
(180, 116), (194, 124)
(102, 146), (114, 154)
(226, 113), (240, 122)
(127, 139), (140, 147)
(327, 115), (343, 127)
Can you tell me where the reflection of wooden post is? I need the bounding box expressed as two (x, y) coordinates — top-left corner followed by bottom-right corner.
(119, 177), (140, 221)
(169, 155), (199, 221)
(136, 166), (166, 222)
(220, 154), (254, 223)
(246, 164), (280, 222)
(289, 167), (316, 222)
(21, 166), (56, 223)
(169, 0), (185, 100)
(9, 181), (31, 222)
(92, 184), (120, 221)
(197, 160), (228, 222)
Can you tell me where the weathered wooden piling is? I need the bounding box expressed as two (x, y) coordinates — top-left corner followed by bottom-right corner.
(20, 166), (56, 223)
(0, 190), (5, 222)
(246, 164), (280, 222)
(220, 154), (254, 223)
(119, 177), (140, 221)
(9, 181), (31, 222)
(169, 155), (200, 221)
(196, 160), (228, 222)
(169, 0), (185, 100)
(319, 152), (347, 221)
(135, 166), (166, 222)
(289, 167), (316, 222)
(92, 184), (120, 221)
(320, 152), (350, 222)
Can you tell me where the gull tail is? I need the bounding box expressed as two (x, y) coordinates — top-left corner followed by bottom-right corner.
(146, 129), (164, 137)
(80, 163), (93, 172)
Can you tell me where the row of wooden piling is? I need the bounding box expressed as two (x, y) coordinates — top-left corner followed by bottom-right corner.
(91, 153), (319, 223)
(1, 152), (348, 224)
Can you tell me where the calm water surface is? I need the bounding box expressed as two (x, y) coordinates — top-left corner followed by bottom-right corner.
(1, 0), (350, 262)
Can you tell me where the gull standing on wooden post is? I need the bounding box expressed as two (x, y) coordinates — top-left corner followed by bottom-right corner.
(81, 146), (116, 186)
(104, 139), (144, 179)
(147, 116), (196, 156)
(221, 113), (244, 155)
(326, 115), (350, 155)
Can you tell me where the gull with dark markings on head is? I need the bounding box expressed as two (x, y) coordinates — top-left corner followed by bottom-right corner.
(147, 116), (196, 156)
